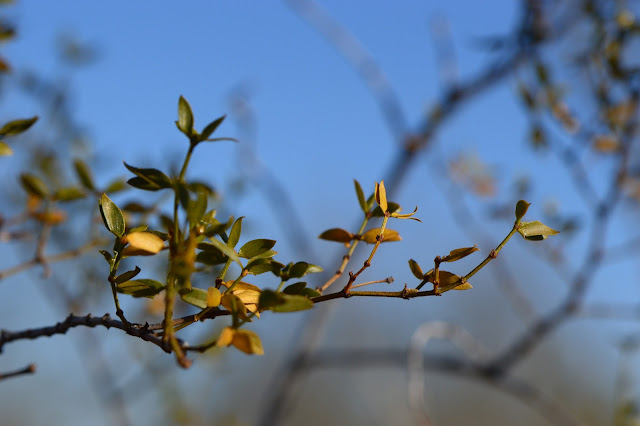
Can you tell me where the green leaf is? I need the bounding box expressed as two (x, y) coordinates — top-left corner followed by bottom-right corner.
(177, 95), (194, 137)
(354, 179), (367, 212)
(258, 289), (314, 312)
(98, 250), (113, 264)
(318, 228), (354, 243)
(289, 262), (323, 279)
(0, 141), (12, 156)
(228, 217), (244, 249)
(20, 173), (49, 198)
(249, 249), (278, 260)
(195, 249), (227, 266)
(53, 187), (86, 202)
(199, 115), (226, 141)
(245, 258), (283, 275)
(408, 259), (424, 279)
(186, 186), (208, 224)
(99, 193), (125, 237)
(371, 202), (401, 217)
(515, 200), (531, 221)
(201, 137), (238, 143)
(207, 237), (242, 267)
(179, 287), (208, 308)
(518, 221), (560, 240)
(425, 270), (470, 293)
(124, 162), (172, 191)
(301, 287), (321, 298)
(360, 228), (401, 243)
(115, 266), (141, 284)
(73, 159), (95, 191)
(283, 281), (307, 295)
(238, 239), (277, 259)
(117, 279), (165, 298)
(0, 116), (38, 136)
(104, 179), (128, 193)
(442, 246), (479, 262)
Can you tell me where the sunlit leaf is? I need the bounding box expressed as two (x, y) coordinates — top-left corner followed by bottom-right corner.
(0, 141), (12, 156)
(117, 279), (165, 298)
(124, 162), (172, 191)
(289, 262), (323, 279)
(390, 206), (421, 221)
(122, 232), (165, 256)
(179, 287), (208, 308)
(442, 246), (479, 262)
(227, 217), (244, 249)
(408, 259), (424, 279)
(206, 237), (242, 267)
(177, 95), (194, 137)
(283, 282), (307, 295)
(517, 220), (560, 240)
(425, 270), (471, 292)
(99, 193), (125, 237)
(222, 293), (248, 318)
(245, 258), (282, 275)
(258, 289), (314, 312)
(318, 228), (354, 243)
(114, 266), (141, 284)
(238, 239), (276, 259)
(232, 329), (264, 355)
(361, 228), (401, 244)
(354, 179), (367, 212)
(207, 287), (222, 307)
(371, 202), (401, 217)
(98, 250), (113, 265)
(195, 249), (227, 265)
(200, 115), (226, 141)
(515, 200), (531, 221)
(375, 181), (388, 212)
(216, 326), (235, 347)
(0, 116), (38, 136)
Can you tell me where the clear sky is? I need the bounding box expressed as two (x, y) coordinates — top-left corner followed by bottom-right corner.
(0, 1), (633, 425)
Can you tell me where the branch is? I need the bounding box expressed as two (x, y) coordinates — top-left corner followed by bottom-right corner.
(0, 313), (171, 353)
(0, 363), (36, 381)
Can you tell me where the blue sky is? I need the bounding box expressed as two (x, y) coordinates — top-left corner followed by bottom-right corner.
(1, 1), (632, 425)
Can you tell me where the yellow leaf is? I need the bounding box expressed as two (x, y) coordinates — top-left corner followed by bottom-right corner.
(232, 329), (264, 355)
(360, 228), (401, 244)
(0, 141), (12, 156)
(233, 290), (261, 305)
(33, 210), (67, 225)
(318, 228), (354, 243)
(593, 135), (619, 153)
(122, 232), (165, 256)
(206, 287), (221, 307)
(375, 181), (387, 212)
(221, 281), (261, 292)
(390, 206), (421, 222)
(442, 245), (479, 262)
(222, 293), (247, 318)
(216, 326), (235, 347)
(453, 282), (473, 290)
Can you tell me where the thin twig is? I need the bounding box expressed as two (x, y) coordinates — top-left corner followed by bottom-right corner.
(0, 363), (36, 381)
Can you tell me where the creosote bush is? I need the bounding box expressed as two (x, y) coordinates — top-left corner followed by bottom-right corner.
(0, 95), (558, 369)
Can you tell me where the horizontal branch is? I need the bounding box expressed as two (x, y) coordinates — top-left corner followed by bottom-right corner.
(0, 313), (172, 354)
(311, 287), (438, 304)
